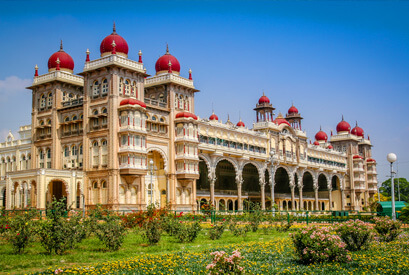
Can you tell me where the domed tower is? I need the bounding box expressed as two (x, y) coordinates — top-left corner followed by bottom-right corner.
(254, 93), (275, 122)
(314, 127), (328, 145)
(285, 104), (303, 130)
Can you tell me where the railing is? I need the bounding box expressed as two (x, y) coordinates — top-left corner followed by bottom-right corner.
(144, 98), (167, 108)
(145, 73), (195, 88)
(33, 71), (84, 86)
(83, 54), (144, 73)
(62, 98), (83, 108)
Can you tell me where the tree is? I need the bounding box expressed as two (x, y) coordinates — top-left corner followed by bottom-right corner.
(380, 178), (409, 203)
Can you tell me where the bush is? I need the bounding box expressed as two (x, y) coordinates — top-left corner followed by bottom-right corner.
(291, 225), (351, 264)
(246, 203), (263, 232)
(276, 219), (293, 232)
(336, 220), (373, 251)
(161, 214), (179, 236)
(142, 217), (162, 245)
(3, 210), (37, 253)
(373, 216), (402, 242)
(209, 222), (225, 240)
(206, 250), (244, 274)
(399, 205), (409, 224)
(174, 221), (201, 243)
(95, 216), (126, 251)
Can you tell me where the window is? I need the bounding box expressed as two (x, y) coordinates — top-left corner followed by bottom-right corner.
(47, 92), (53, 107)
(64, 146), (70, 157)
(47, 119), (51, 125)
(159, 94), (164, 102)
(79, 144), (83, 155)
(93, 182), (98, 189)
(93, 109), (98, 116)
(40, 94), (46, 109)
(101, 140), (108, 166)
(39, 150), (44, 160)
(92, 81), (99, 97)
(125, 79), (130, 95)
(69, 93), (74, 100)
(46, 148), (51, 159)
(132, 81), (137, 97)
(72, 145), (78, 156)
(72, 115), (77, 121)
(62, 92), (67, 102)
(102, 181), (107, 188)
(102, 108), (107, 114)
(102, 79), (108, 95)
(92, 141), (99, 166)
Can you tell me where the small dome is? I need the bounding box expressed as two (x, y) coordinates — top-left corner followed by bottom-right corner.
(155, 45), (181, 74)
(100, 23), (129, 57)
(120, 98), (146, 108)
(47, 41), (74, 72)
(315, 128), (328, 142)
(209, 112), (218, 121)
(273, 113), (291, 126)
(351, 122), (364, 137)
(367, 158), (376, 163)
(353, 155), (363, 159)
(336, 116), (351, 133)
(313, 141), (320, 145)
(176, 111), (197, 120)
(327, 145), (333, 149)
(258, 93), (270, 104)
(236, 120), (245, 127)
(288, 105), (298, 114)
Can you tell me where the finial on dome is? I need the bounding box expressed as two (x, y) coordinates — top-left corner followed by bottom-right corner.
(331, 130), (333, 136)
(189, 68), (192, 80)
(166, 43), (169, 54)
(34, 64), (39, 77)
(320, 125), (322, 131)
(168, 60), (172, 73)
(262, 90), (265, 96)
(86, 49), (90, 62)
(341, 114), (344, 121)
(56, 58), (61, 71)
(138, 50), (143, 63)
(113, 21), (117, 34)
(368, 134), (370, 140)
(111, 40), (117, 54)
(60, 40), (63, 51)
(355, 121), (358, 127)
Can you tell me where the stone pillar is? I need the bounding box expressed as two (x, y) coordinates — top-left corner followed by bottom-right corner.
(297, 175), (303, 210)
(341, 188), (345, 211)
(328, 188), (333, 211)
(260, 181), (266, 210)
(270, 172), (275, 211)
(313, 177), (319, 211)
(209, 177), (215, 207)
(236, 176), (243, 211)
(290, 185), (295, 211)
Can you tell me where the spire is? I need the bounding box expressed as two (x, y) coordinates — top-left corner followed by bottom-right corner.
(168, 60), (172, 73)
(189, 68), (192, 80)
(341, 114), (344, 121)
(138, 50), (143, 63)
(86, 49), (90, 62)
(355, 121), (358, 127)
(166, 43), (169, 54)
(320, 125), (322, 131)
(331, 130), (333, 136)
(111, 40), (117, 54)
(59, 40), (63, 51)
(112, 21), (117, 34)
(34, 64), (39, 77)
(56, 58), (61, 71)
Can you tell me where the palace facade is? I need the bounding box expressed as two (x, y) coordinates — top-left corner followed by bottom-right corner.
(0, 25), (378, 212)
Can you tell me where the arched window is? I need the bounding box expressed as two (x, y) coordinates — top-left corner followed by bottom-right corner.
(64, 146), (70, 157)
(69, 93), (74, 100)
(64, 117), (69, 123)
(152, 116), (157, 121)
(132, 81), (137, 97)
(125, 79), (131, 95)
(62, 92), (67, 102)
(119, 78), (124, 95)
(46, 148), (51, 159)
(102, 108), (107, 114)
(47, 119), (51, 125)
(47, 92), (53, 107)
(102, 79), (108, 95)
(93, 181), (98, 189)
(159, 93), (164, 102)
(92, 81), (100, 97)
(102, 180), (107, 188)
(72, 115), (77, 121)
(101, 140), (108, 166)
(40, 120), (44, 126)
(72, 145), (78, 156)
(92, 141), (99, 166)
(93, 109), (98, 116)
(40, 94), (46, 109)
(39, 150), (44, 160)
(79, 144), (83, 155)
(79, 114), (83, 120)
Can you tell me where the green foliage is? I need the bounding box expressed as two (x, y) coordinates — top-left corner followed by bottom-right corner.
(246, 202), (263, 232)
(161, 214), (179, 236)
(95, 217), (126, 251)
(206, 250), (244, 274)
(291, 225), (351, 264)
(142, 217), (162, 245)
(399, 205), (409, 223)
(380, 177), (409, 203)
(3, 209), (37, 253)
(373, 216), (402, 242)
(276, 219), (293, 232)
(208, 222), (225, 240)
(336, 220), (373, 251)
(173, 221), (202, 243)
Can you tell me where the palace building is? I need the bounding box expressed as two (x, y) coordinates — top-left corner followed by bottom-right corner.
(0, 25), (378, 212)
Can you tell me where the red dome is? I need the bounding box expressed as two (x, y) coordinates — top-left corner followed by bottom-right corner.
(351, 122), (364, 137)
(315, 129), (328, 142)
(100, 24), (129, 57)
(258, 93), (270, 104)
(327, 145), (333, 149)
(209, 112), (218, 121)
(47, 41), (74, 72)
(288, 105), (298, 114)
(313, 141), (320, 145)
(176, 112), (197, 120)
(353, 155), (364, 159)
(236, 120), (245, 127)
(120, 98), (146, 108)
(367, 158), (376, 163)
(336, 116), (351, 133)
(155, 45), (180, 74)
(274, 118), (291, 126)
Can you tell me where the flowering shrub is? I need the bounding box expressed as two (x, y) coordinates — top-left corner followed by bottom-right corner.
(95, 216), (126, 251)
(174, 220), (202, 243)
(161, 214), (179, 236)
(209, 222), (225, 240)
(206, 250), (244, 274)
(336, 220), (373, 251)
(291, 225), (351, 264)
(3, 210), (37, 253)
(373, 216), (402, 242)
(246, 203), (263, 232)
(142, 217), (162, 245)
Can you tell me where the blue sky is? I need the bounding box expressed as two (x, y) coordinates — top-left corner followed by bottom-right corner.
(0, 0), (408, 183)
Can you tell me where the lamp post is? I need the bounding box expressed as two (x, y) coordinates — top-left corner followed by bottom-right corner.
(149, 159), (154, 205)
(386, 153), (397, 221)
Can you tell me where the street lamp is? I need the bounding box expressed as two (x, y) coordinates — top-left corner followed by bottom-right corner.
(149, 159), (154, 205)
(386, 153), (397, 221)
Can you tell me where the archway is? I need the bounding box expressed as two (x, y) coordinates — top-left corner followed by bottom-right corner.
(1, 187), (6, 207)
(219, 199), (226, 211)
(147, 150), (166, 207)
(264, 170), (272, 209)
(197, 158), (210, 193)
(242, 163), (260, 205)
(47, 180), (68, 206)
(275, 167), (290, 194)
(332, 176), (340, 190)
(318, 174), (328, 191)
(30, 181), (37, 208)
(76, 182), (81, 209)
(215, 160), (237, 194)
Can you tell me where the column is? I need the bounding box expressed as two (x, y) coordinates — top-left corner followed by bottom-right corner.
(290, 185), (295, 211)
(260, 181), (266, 210)
(237, 180), (243, 211)
(313, 177), (319, 211)
(298, 176), (303, 210)
(328, 188), (333, 211)
(209, 177), (215, 207)
(270, 174), (275, 211)
(341, 188), (345, 211)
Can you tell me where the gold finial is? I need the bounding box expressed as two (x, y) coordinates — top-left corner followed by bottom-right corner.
(168, 60), (172, 67)
(35, 64), (38, 70)
(144, 67), (147, 73)
(189, 68), (192, 74)
(60, 40), (63, 51)
(111, 40), (116, 47)
(166, 43), (169, 54)
(56, 58), (60, 64)
(138, 50), (142, 56)
(86, 48), (90, 54)
(113, 21), (116, 33)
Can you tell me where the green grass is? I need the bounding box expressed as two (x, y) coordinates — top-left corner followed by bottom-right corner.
(0, 227), (287, 275)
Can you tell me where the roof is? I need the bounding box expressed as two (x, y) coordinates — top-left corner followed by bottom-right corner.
(377, 201), (408, 216)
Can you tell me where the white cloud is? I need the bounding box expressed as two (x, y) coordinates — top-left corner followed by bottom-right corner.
(0, 76), (32, 100)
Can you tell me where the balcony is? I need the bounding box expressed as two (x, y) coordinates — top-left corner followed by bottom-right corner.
(145, 73), (196, 89)
(83, 54), (145, 73)
(31, 70), (84, 87)
(61, 98), (83, 109)
(144, 98), (167, 108)
(62, 129), (83, 137)
(90, 124), (108, 131)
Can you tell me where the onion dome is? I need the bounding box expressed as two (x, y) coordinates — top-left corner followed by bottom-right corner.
(209, 112), (218, 121)
(367, 158), (376, 163)
(327, 145), (333, 149)
(315, 127), (328, 142)
(258, 92), (270, 104)
(288, 104), (298, 114)
(120, 98), (146, 108)
(236, 119), (245, 127)
(176, 111), (197, 120)
(336, 115), (351, 133)
(100, 22), (129, 57)
(353, 155), (364, 159)
(273, 113), (291, 126)
(155, 44), (181, 75)
(351, 122), (364, 137)
(47, 41), (74, 73)
(313, 141), (320, 146)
